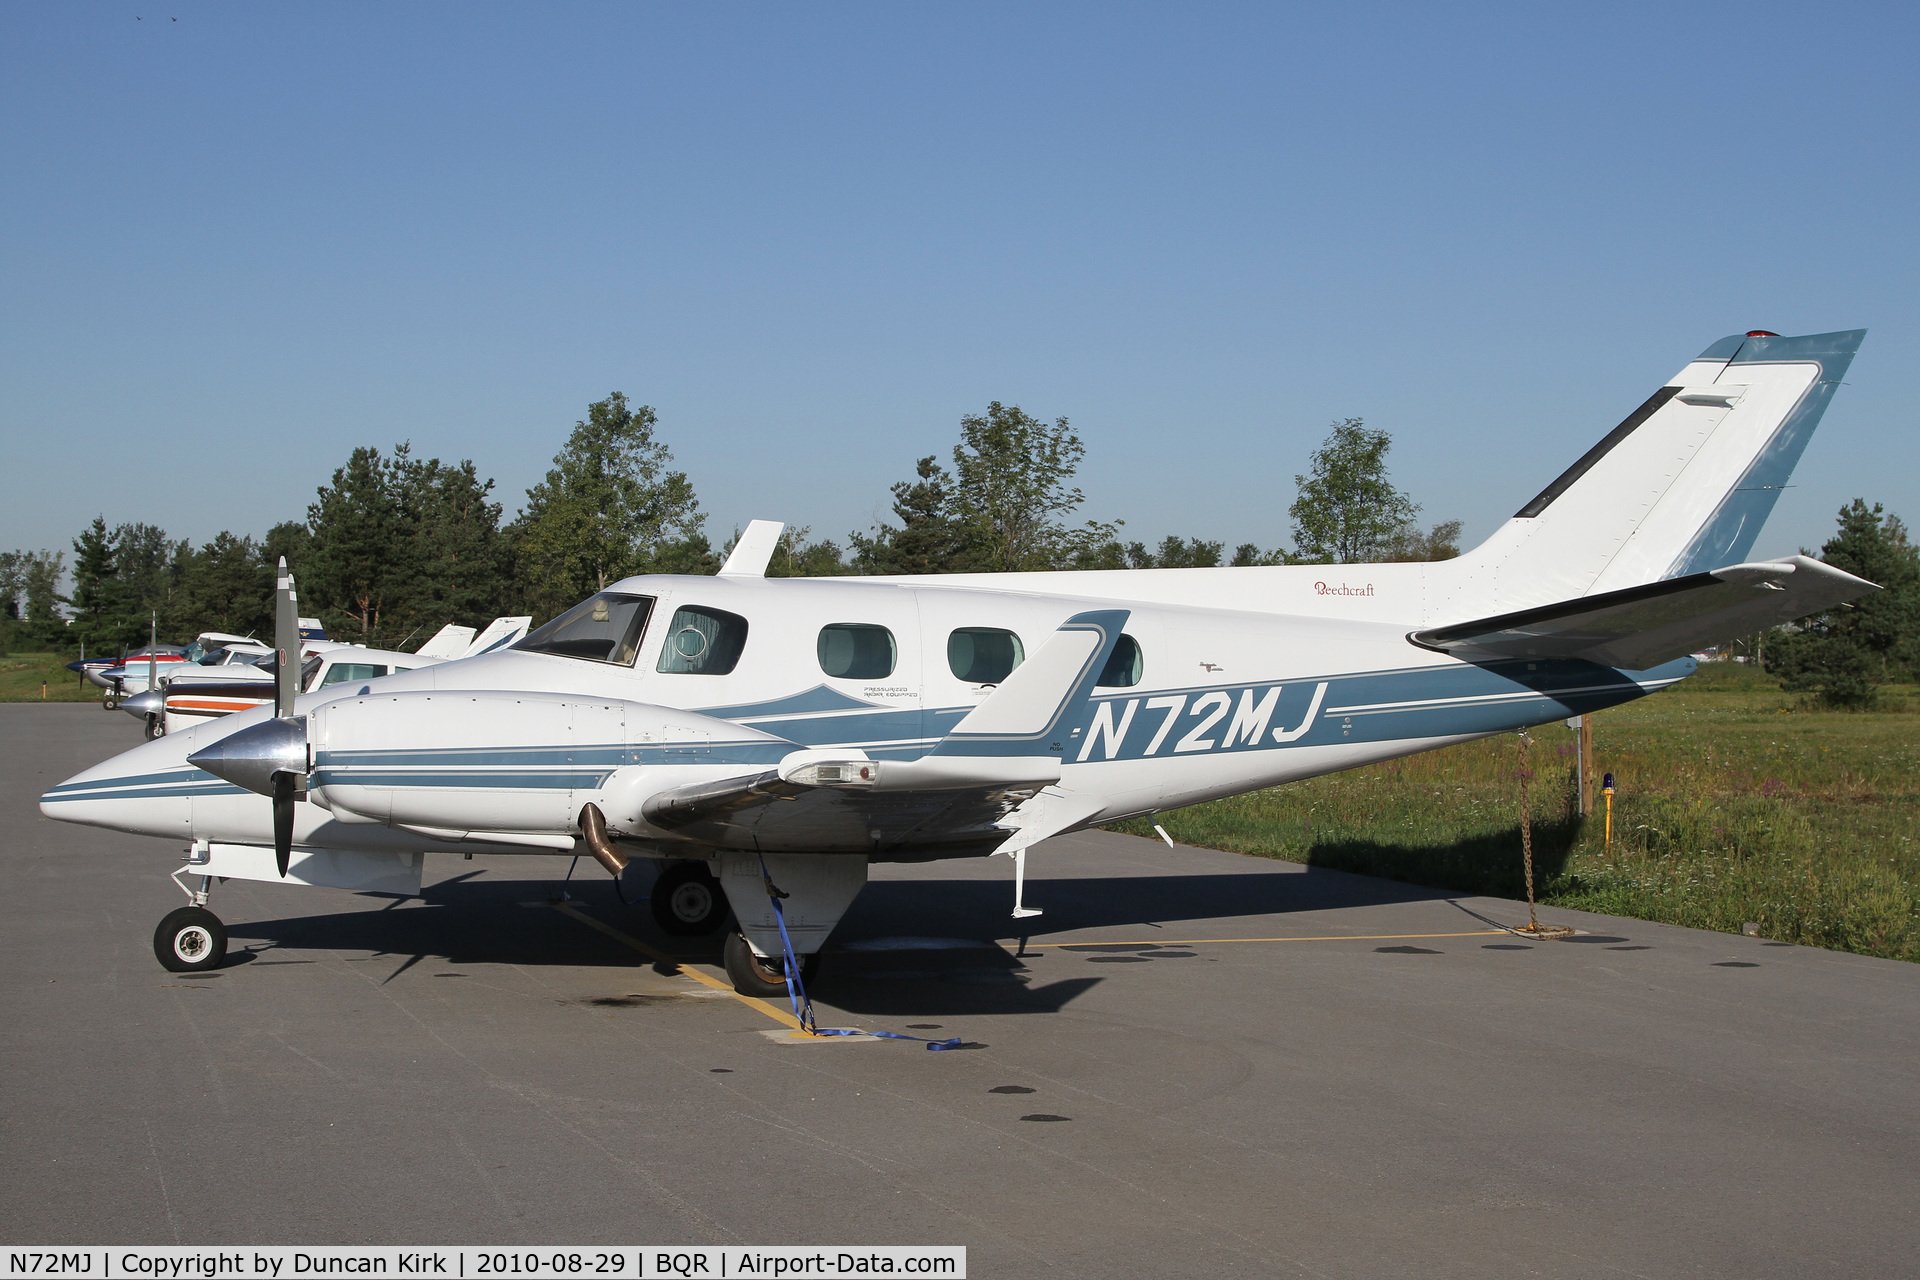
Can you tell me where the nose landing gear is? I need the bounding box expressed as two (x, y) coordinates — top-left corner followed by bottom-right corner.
(154, 906), (227, 972)
(154, 863), (227, 973)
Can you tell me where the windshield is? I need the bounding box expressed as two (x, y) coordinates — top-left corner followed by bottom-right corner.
(514, 593), (656, 665)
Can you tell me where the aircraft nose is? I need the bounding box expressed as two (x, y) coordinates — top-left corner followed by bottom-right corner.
(186, 715), (307, 797)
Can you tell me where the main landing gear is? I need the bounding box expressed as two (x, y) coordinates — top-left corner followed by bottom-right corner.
(649, 860), (730, 936)
(154, 870), (227, 973)
(723, 930), (819, 1000)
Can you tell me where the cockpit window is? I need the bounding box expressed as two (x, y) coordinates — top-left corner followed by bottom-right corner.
(818, 624), (896, 680)
(1097, 634), (1144, 688)
(657, 606), (749, 675)
(514, 592), (657, 665)
(948, 627), (1024, 684)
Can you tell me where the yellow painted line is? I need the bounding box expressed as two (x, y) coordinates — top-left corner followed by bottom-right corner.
(1017, 930), (1509, 947)
(549, 901), (807, 1033)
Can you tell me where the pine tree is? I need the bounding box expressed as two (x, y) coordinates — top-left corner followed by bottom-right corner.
(1766, 500), (1920, 707)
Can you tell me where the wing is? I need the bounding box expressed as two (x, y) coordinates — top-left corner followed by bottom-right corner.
(638, 610), (1130, 855)
(1408, 555), (1876, 669)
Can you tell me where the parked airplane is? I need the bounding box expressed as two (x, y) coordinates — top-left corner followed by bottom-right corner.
(124, 616), (534, 738)
(84, 623), (328, 704)
(42, 330), (1877, 1001)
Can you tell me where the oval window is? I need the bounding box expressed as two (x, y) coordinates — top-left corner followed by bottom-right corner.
(818, 624), (897, 680)
(656, 606), (749, 675)
(1097, 634), (1144, 688)
(948, 627), (1025, 684)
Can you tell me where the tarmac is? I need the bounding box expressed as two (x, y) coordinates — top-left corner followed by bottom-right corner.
(4, 703), (1918, 1277)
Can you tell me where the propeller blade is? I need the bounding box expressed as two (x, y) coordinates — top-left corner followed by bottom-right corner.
(274, 557), (301, 717)
(273, 772), (295, 877)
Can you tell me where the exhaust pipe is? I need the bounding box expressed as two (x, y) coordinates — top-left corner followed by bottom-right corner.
(578, 803), (627, 876)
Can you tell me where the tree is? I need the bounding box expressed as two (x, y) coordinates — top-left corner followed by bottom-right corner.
(1766, 500), (1920, 707)
(950, 403), (1106, 572)
(304, 445), (414, 642)
(22, 550), (66, 645)
(304, 443), (511, 646)
(850, 456), (976, 574)
(0, 552), (23, 620)
(67, 517), (124, 646)
(1383, 519), (1464, 562)
(169, 532), (273, 639)
(1289, 418), (1419, 564)
(510, 393), (704, 619)
(406, 456), (508, 629)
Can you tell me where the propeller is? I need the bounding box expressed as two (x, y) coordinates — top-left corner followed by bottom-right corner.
(272, 771), (296, 877)
(185, 557), (308, 878)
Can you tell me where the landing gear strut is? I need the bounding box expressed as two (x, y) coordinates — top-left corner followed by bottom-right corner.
(723, 930), (819, 999)
(650, 860), (729, 936)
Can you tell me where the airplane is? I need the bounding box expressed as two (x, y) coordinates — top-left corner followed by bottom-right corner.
(41, 329), (1878, 1006)
(132, 616), (534, 738)
(115, 618), (532, 738)
(82, 623), (327, 704)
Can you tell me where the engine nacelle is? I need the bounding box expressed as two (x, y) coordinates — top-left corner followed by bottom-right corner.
(306, 689), (795, 838)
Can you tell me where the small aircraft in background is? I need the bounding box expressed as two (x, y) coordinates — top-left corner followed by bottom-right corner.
(128, 615), (532, 738)
(43, 330), (1877, 1001)
(80, 623), (328, 705)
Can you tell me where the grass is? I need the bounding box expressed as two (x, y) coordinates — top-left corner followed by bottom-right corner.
(0, 652), (107, 702)
(1113, 662), (1920, 963)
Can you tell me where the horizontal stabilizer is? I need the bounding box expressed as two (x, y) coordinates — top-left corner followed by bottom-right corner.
(1409, 555), (1876, 669)
(933, 610), (1129, 757)
(415, 624), (476, 658)
(464, 616), (532, 657)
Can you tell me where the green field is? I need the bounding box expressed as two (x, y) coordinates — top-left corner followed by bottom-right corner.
(1114, 663), (1920, 962)
(0, 652), (109, 703)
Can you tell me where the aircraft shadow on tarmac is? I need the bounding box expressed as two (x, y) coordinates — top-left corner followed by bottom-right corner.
(220, 861), (1471, 1017)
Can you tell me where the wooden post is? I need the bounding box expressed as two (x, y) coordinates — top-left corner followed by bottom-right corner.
(1579, 713), (1594, 816)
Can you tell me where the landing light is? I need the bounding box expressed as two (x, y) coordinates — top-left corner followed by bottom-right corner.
(786, 761), (877, 788)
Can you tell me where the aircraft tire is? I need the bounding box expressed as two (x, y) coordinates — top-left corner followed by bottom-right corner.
(154, 907), (227, 973)
(144, 714), (165, 740)
(651, 861), (728, 935)
(723, 931), (819, 999)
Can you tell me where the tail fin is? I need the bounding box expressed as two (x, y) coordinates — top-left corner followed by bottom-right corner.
(1446, 329), (1864, 614)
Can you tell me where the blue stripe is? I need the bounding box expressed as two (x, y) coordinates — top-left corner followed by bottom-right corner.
(314, 771), (616, 790)
(42, 783), (247, 803)
(42, 767), (223, 795)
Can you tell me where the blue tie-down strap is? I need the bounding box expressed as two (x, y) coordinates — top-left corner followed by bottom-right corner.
(757, 853), (817, 1035)
(756, 854), (968, 1049)
(813, 1028), (968, 1051)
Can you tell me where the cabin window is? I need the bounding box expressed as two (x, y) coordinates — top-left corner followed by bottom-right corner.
(1097, 634), (1144, 688)
(514, 592), (656, 665)
(320, 662), (390, 687)
(948, 627), (1024, 684)
(817, 623), (897, 680)
(657, 606), (749, 675)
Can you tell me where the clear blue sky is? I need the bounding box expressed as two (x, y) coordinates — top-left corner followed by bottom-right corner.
(3, 2), (1914, 567)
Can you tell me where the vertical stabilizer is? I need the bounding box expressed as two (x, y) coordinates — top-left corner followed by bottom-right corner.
(1441, 329), (1864, 616)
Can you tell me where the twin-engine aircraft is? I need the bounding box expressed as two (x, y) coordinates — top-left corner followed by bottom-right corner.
(43, 329), (1877, 996)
